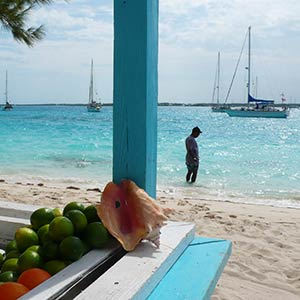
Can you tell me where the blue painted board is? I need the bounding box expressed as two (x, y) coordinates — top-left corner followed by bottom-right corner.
(147, 237), (232, 300)
(113, 0), (158, 198)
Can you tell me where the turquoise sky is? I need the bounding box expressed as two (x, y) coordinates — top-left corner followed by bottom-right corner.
(0, 0), (299, 104)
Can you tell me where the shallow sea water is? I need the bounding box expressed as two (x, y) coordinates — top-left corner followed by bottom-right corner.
(1, 105), (299, 207)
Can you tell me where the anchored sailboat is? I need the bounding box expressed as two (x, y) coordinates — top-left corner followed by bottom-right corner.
(211, 52), (230, 113)
(87, 59), (102, 112)
(226, 26), (289, 118)
(3, 71), (13, 111)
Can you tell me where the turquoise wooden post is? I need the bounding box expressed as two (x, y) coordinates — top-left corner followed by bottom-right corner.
(113, 0), (158, 198)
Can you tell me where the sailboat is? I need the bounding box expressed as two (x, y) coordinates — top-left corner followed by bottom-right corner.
(226, 26), (289, 118)
(3, 71), (13, 111)
(211, 52), (230, 113)
(87, 59), (101, 112)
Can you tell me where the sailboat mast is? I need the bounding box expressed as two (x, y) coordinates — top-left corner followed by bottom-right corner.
(247, 26), (251, 100)
(89, 59), (94, 103)
(5, 70), (8, 104)
(217, 51), (220, 105)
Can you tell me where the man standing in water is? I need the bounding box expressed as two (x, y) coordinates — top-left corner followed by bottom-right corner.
(185, 126), (202, 183)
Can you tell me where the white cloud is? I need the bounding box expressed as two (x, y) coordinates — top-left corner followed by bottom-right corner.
(1, 0), (299, 103)
(157, 0), (300, 102)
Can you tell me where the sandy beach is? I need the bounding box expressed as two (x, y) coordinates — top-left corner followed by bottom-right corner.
(0, 178), (299, 300)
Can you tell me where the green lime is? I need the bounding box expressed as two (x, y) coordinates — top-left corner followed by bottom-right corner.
(5, 240), (18, 253)
(59, 236), (84, 261)
(84, 205), (101, 223)
(42, 241), (59, 261)
(0, 271), (18, 282)
(1, 258), (18, 273)
(30, 207), (56, 230)
(63, 202), (85, 215)
(26, 245), (43, 256)
(65, 210), (88, 235)
(81, 240), (91, 255)
(37, 224), (50, 244)
(84, 222), (110, 249)
(18, 250), (42, 273)
(5, 250), (20, 260)
(15, 227), (39, 252)
(0, 252), (4, 267)
(53, 207), (63, 217)
(43, 260), (66, 275)
(48, 216), (74, 242)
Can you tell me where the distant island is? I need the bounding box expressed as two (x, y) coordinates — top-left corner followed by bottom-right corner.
(12, 102), (300, 108)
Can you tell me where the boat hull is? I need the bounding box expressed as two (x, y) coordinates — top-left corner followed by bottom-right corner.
(226, 109), (289, 118)
(3, 102), (13, 111)
(87, 106), (101, 112)
(212, 104), (231, 113)
(212, 108), (227, 113)
(87, 102), (101, 112)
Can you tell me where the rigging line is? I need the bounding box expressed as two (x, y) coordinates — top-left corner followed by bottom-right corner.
(224, 29), (248, 104)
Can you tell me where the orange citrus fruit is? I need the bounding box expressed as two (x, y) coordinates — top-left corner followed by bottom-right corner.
(64, 210), (88, 235)
(15, 227), (39, 252)
(17, 268), (51, 290)
(30, 207), (56, 230)
(84, 222), (109, 249)
(43, 260), (66, 275)
(59, 236), (84, 261)
(48, 216), (74, 242)
(0, 282), (29, 300)
(17, 250), (42, 273)
(63, 202), (85, 215)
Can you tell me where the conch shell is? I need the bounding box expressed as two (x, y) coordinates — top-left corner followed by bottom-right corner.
(96, 180), (168, 251)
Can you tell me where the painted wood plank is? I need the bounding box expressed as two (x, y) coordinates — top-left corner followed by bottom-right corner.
(0, 215), (30, 242)
(113, 0), (159, 198)
(0, 201), (40, 246)
(147, 237), (232, 300)
(0, 200), (41, 219)
(74, 222), (195, 300)
(20, 240), (123, 300)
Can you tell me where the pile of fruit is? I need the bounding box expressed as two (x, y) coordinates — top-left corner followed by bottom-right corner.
(0, 201), (110, 299)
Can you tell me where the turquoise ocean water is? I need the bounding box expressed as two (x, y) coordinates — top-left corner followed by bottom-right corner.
(1, 106), (299, 208)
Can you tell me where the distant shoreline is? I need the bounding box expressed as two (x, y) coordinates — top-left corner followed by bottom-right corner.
(7, 103), (300, 108)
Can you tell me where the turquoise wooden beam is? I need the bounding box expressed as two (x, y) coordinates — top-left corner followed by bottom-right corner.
(147, 237), (232, 300)
(113, 0), (158, 198)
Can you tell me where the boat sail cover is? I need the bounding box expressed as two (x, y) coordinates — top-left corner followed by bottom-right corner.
(248, 94), (274, 104)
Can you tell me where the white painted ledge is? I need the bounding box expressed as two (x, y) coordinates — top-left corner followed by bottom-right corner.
(0, 200), (41, 219)
(75, 222), (195, 300)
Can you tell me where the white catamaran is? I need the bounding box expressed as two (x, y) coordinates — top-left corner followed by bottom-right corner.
(225, 26), (289, 118)
(87, 60), (102, 112)
(3, 71), (13, 111)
